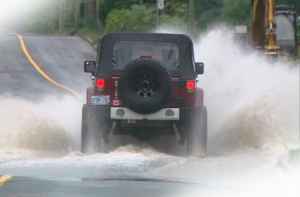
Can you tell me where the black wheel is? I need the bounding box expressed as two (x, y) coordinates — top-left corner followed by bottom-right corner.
(186, 106), (207, 157)
(81, 105), (109, 154)
(119, 59), (171, 114)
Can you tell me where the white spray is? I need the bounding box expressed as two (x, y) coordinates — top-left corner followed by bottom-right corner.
(195, 27), (299, 154)
(0, 96), (81, 158)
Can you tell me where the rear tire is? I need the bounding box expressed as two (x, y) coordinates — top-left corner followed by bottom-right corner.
(119, 59), (171, 114)
(81, 105), (109, 154)
(186, 106), (207, 157)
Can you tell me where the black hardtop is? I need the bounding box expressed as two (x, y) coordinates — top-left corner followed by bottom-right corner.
(101, 32), (194, 44)
(96, 32), (197, 78)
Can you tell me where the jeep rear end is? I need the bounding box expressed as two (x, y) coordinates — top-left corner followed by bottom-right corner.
(82, 33), (207, 157)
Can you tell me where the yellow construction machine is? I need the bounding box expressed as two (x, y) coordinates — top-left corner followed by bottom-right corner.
(251, 0), (297, 57)
(251, 0), (280, 56)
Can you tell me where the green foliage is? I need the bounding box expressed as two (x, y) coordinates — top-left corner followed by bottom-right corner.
(160, 15), (186, 28)
(223, 0), (251, 25)
(103, 0), (153, 18)
(104, 5), (156, 33)
(159, 0), (188, 28)
(164, 0), (188, 17)
(193, 0), (223, 30)
(80, 16), (98, 30)
(13, 0), (300, 36)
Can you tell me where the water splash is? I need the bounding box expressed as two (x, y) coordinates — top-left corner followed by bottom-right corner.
(0, 96), (81, 158)
(195, 27), (299, 154)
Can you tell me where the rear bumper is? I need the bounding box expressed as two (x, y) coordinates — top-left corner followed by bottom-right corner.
(84, 105), (200, 132)
(85, 104), (199, 123)
(110, 107), (180, 120)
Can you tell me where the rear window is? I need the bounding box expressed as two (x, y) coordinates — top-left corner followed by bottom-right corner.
(113, 41), (180, 70)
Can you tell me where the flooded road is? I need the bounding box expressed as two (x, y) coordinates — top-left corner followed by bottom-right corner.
(0, 29), (299, 196)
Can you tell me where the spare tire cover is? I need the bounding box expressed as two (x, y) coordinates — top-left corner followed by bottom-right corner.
(119, 59), (171, 114)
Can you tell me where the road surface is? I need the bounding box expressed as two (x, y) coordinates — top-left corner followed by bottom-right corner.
(0, 33), (95, 100)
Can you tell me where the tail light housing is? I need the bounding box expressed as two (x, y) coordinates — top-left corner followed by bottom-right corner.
(186, 80), (196, 93)
(96, 79), (105, 90)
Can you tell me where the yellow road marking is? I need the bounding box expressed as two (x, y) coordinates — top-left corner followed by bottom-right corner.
(16, 34), (81, 99)
(0, 176), (12, 187)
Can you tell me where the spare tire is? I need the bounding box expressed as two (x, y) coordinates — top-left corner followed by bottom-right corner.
(119, 59), (171, 114)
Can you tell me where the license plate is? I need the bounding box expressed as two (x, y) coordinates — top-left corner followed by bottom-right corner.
(91, 96), (110, 105)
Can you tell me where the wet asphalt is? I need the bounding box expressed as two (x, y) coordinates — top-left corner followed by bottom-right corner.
(0, 33), (95, 100)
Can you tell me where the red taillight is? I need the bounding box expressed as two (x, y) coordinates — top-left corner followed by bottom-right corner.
(186, 80), (196, 93)
(96, 79), (105, 90)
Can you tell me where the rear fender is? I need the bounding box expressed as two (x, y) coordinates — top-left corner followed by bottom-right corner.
(195, 88), (204, 107)
(86, 87), (95, 105)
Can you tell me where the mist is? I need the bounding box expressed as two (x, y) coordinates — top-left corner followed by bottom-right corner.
(0, 0), (58, 31)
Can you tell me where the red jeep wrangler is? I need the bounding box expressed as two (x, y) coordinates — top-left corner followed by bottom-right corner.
(82, 33), (207, 157)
